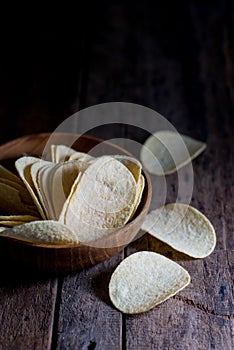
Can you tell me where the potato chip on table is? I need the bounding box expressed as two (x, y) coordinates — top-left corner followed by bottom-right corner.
(141, 203), (216, 258)
(140, 131), (206, 175)
(109, 251), (190, 314)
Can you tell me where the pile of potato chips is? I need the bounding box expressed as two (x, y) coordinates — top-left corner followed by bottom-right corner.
(0, 145), (145, 244)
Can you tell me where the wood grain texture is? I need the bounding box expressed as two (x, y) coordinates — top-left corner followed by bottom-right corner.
(0, 278), (57, 350)
(52, 255), (123, 350)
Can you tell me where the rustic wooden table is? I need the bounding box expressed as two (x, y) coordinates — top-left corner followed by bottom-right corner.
(0, 1), (233, 349)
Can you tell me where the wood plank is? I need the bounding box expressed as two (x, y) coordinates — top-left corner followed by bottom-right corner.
(52, 255), (123, 350)
(0, 277), (57, 350)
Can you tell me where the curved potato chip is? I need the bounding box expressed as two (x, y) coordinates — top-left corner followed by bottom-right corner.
(64, 157), (137, 241)
(141, 203), (216, 258)
(59, 160), (90, 197)
(0, 177), (34, 205)
(15, 157), (47, 219)
(51, 160), (89, 219)
(65, 181), (144, 242)
(129, 174), (145, 220)
(51, 144), (94, 163)
(113, 155), (142, 183)
(0, 221), (26, 227)
(140, 131), (206, 175)
(112, 156), (144, 220)
(0, 220), (79, 245)
(37, 164), (57, 219)
(51, 144), (76, 163)
(0, 183), (39, 216)
(62, 219), (117, 243)
(69, 152), (94, 163)
(109, 251), (190, 314)
(0, 165), (23, 185)
(59, 172), (83, 223)
(30, 160), (54, 219)
(0, 215), (39, 222)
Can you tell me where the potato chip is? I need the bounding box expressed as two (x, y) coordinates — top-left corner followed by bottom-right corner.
(59, 160), (90, 197)
(44, 164), (67, 220)
(64, 220), (117, 243)
(141, 203), (216, 258)
(0, 220), (79, 245)
(51, 144), (74, 163)
(30, 159), (54, 219)
(109, 251), (190, 314)
(0, 177), (35, 205)
(37, 164), (57, 219)
(112, 156), (144, 220)
(78, 157), (137, 218)
(63, 156), (137, 242)
(51, 161), (89, 219)
(51, 144), (92, 163)
(113, 155), (142, 183)
(58, 172), (82, 223)
(0, 183), (39, 216)
(15, 157), (47, 219)
(140, 131), (206, 175)
(0, 165), (23, 185)
(130, 174), (145, 220)
(0, 215), (39, 222)
(0, 221), (26, 227)
(69, 152), (94, 163)
(34, 159), (90, 221)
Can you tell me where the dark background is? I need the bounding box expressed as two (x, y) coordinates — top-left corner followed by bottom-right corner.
(1, 0), (232, 144)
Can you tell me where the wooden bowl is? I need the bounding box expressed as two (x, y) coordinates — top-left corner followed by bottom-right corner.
(0, 133), (152, 273)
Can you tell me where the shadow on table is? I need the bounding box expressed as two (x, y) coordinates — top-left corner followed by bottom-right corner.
(90, 267), (115, 308)
(0, 232), (194, 292)
(0, 262), (59, 288)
